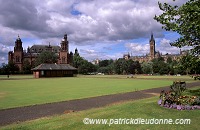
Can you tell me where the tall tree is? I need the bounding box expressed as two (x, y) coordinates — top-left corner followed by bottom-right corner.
(2, 61), (19, 74)
(73, 54), (97, 74)
(114, 58), (125, 74)
(178, 54), (200, 74)
(154, 0), (200, 55)
(99, 60), (109, 67)
(114, 59), (142, 75)
(133, 61), (142, 74)
(73, 53), (84, 68)
(22, 59), (32, 74)
(35, 51), (58, 66)
(141, 62), (153, 74)
(152, 58), (170, 75)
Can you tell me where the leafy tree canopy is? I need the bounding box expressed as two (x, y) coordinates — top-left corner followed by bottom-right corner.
(0, 61), (19, 74)
(154, 0), (200, 55)
(35, 51), (58, 66)
(73, 54), (97, 74)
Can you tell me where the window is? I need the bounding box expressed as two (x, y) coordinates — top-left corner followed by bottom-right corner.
(16, 56), (20, 62)
(62, 57), (66, 63)
(41, 71), (44, 76)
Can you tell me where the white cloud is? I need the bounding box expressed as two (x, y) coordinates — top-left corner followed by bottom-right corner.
(0, 44), (10, 53)
(125, 42), (149, 56)
(0, 0), (190, 64)
(157, 38), (180, 54)
(0, 56), (7, 65)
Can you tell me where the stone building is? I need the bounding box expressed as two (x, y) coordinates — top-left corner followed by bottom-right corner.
(123, 33), (186, 63)
(8, 34), (74, 71)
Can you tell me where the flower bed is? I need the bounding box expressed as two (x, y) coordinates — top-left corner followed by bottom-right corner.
(158, 81), (200, 110)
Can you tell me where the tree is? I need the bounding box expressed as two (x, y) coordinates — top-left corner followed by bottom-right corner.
(167, 57), (173, 64)
(114, 58), (125, 74)
(133, 61), (142, 74)
(127, 60), (135, 74)
(98, 59), (114, 74)
(22, 60), (32, 74)
(73, 53), (84, 68)
(141, 62), (153, 74)
(158, 61), (170, 75)
(177, 54), (200, 74)
(73, 54), (97, 74)
(168, 60), (178, 75)
(1, 61), (19, 74)
(114, 59), (142, 75)
(107, 63), (114, 74)
(99, 60), (109, 67)
(154, 0), (200, 55)
(98, 67), (109, 74)
(152, 58), (170, 75)
(35, 51), (58, 66)
(152, 58), (160, 74)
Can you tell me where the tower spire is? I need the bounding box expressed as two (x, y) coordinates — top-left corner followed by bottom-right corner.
(64, 33), (67, 40)
(17, 34), (21, 40)
(150, 32), (154, 42)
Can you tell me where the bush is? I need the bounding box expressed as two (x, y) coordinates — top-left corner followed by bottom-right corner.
(158, 81), (200, 110)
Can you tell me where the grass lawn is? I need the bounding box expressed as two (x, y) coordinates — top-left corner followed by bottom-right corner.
(0, 74), (33, 79)
(0, 77), (173, 109)
(1, 90), (200, 130)
(79, 74), (195, 81)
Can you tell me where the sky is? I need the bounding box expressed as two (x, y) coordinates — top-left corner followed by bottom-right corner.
(0, 0), (189, 65)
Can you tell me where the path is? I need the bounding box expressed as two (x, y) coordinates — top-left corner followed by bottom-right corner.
(0, 81), (199, 126)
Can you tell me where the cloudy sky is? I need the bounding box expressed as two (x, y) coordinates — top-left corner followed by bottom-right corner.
(0, 0), (189, 64)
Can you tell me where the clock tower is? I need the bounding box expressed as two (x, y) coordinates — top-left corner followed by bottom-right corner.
(149, 33), (155, 59)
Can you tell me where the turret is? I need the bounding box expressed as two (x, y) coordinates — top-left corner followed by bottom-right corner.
(74, 48), (79, 56)
(14, 35), (23, 52)
(60, 34), (69, 52)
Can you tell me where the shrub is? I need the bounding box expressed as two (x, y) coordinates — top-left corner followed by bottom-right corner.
(158, 81), (200, 110)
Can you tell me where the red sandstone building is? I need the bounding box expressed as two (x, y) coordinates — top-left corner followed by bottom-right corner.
(8, 34), (74, 71)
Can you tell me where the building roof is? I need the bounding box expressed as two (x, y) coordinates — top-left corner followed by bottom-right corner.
(29, 45), (60, 53)
(31, 63), (77, 71)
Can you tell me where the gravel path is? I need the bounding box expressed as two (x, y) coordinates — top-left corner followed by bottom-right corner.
(0, 81), (199, 126)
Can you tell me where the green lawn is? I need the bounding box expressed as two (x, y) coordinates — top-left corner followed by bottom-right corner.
(1, 92), (200, 130)
(0, 74), (33, 79)
(79, 74), (194, 81)
(0, 77), (173, 109)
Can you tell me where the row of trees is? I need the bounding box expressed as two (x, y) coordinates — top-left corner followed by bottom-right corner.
(143, 55), (200, 75)
(0, 50), (199, 75)
(97, 59), (142, 75)
(73, 52), (200, 75)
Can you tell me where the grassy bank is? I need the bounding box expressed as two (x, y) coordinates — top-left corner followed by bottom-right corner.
(1, 93), (200, 130)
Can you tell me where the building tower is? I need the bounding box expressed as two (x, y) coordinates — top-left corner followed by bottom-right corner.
(74, 48), (79, 56)
(149, 32), (155, 59)
(59, 34), (69, 64)
(13, 35), (23, 71)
